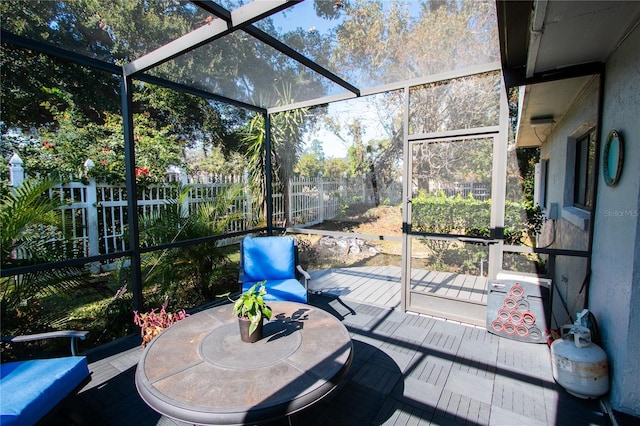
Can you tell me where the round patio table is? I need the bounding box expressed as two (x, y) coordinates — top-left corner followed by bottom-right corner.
(135, 301), (353, 425)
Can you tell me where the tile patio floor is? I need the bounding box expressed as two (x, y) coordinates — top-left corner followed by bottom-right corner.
(65, 293), (609, 426)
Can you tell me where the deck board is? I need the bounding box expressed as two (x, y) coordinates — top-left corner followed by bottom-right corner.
(311, 266), (486, 308)
(72, 293), (609, 426)
(340, 266), (385, 290)
(351, 266), (397, 300)
(451, 273), (469, 299)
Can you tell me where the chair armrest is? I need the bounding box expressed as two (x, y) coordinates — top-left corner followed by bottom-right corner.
(296, 265), (311, 293)
(10, 331), (89, 356)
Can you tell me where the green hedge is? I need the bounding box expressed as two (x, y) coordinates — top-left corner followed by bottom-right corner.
(411, 190), (541, 244)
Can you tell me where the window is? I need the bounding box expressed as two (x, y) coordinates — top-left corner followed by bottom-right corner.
(573, 131), (595, 211)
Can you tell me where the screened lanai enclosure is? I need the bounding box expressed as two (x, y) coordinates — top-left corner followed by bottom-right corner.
(1, 0), (546, 344)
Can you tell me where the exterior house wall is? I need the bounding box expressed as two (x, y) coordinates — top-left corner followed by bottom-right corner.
(538, 77), (598, 328)
(591, 23), (640, 416)
(538, 23), (640, 414)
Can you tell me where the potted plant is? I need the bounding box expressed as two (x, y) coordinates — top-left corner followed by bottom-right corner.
(232, 281), (272, 343)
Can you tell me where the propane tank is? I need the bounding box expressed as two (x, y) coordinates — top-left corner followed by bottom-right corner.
(550, 324), (609, 398)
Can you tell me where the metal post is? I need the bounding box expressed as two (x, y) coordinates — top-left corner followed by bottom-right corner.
(488, 77), (510, 279)
(121, 75), (143, 311)
(400, 85), (411, 312)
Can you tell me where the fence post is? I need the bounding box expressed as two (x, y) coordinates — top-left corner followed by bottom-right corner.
(287, 178), (293, 226)
(84, 159), (101, 274)
(9, 153), (25, 188)
(342, 173), (347, 201)
(180, 169), (189, 218)
(362, 173), (367, 204)
(243, 169), (252, 227)
(317, 173), (324, 223)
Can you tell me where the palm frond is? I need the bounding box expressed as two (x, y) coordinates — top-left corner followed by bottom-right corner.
(1, 178), (89, 315)
(1, 178), (67, 263)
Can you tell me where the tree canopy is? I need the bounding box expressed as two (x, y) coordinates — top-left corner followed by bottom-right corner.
(2, 0), (500, 196)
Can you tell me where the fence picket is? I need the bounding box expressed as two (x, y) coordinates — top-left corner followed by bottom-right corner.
(8, 154), (402, 271)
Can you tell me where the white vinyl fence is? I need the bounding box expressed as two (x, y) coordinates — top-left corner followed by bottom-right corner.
(8, 155), (391, 271)
(40, 177), (252, 271)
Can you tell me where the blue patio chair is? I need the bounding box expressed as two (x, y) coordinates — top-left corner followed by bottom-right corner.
(240, 235), (310, 303)
(0, 330), (91, 426)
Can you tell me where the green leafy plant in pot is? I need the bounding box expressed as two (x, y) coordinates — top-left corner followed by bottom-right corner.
(232, 281), (272, 343)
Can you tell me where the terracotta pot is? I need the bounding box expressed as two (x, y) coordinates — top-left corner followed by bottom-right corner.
(238, 317), (263, 343)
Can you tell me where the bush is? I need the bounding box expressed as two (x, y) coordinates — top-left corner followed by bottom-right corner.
(411, 191), (542, 273)
(411, 190), (541, 243)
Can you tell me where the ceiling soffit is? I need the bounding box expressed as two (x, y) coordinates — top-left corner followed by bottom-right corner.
(501, 0), (640, 147)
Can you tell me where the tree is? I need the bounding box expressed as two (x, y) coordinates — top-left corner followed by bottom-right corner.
(323, 157), (350, 178)
(295, 153), (324, 178)
(323, 98), (402, 207)
(242, 88), (313, 221)
(2, 0), (335, 188)
(187, 145), (246, 178)
(0, 1), (252, 182)
(308, 139), (325, 163)
(317, 1), (499, 205)
(331, 0), (498, 85)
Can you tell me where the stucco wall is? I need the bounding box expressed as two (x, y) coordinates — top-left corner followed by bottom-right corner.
(538, 77), (598, 328)
(591, 23), (640, 415)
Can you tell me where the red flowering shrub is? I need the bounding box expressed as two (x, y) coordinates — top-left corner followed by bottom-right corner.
(135, 167), (150, 177)
(133, 298), (188, 347)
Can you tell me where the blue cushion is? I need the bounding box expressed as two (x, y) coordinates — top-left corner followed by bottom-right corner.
(243, 279), (307, 303)
(242, 236), (296, 282)
(0, 356), (90, 426)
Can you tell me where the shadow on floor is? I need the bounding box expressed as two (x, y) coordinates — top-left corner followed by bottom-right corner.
(51, 293), (617, 426)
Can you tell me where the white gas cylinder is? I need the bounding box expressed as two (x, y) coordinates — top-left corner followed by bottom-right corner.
(550, 325), (609, 398)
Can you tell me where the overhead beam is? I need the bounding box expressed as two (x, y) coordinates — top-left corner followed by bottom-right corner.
(243, 26), (361, 97)
(193, 1), (360, 97)
(268, 62), (501, 113)
(136, 74), (266, 113)
(1, 30), (121, 75)
(124, 0), (301, 77)
(191, 0), (232, 22)
(268, 92), (356, 114)
(504, 62), (604, 89)
(496, 0), (533, 88)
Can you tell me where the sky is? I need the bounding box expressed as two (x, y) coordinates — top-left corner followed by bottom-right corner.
(302, 94), (401, 159)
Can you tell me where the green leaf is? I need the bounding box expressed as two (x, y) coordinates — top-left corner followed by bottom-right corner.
(262, 305), (272, 321)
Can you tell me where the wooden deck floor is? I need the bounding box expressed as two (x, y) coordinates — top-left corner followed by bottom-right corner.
(308, 266), (488, 325)
(68, 293), (610, 426)
(309, 266), (404, 308)
(409, 269), (488, 303)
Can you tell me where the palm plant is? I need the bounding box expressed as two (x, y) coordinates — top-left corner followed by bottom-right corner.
(243, 86), (310, 223)
(1, 178), (87, 334)
(136, 184), (247, 305)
